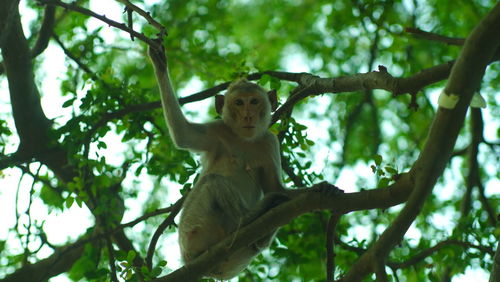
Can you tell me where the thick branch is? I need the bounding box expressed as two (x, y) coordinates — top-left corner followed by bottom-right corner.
(0, 4), (55, 74)
(152, 174), (413, 281)
(0, 202), (182, 282)
(84, 58), (463, 142)
(1, 5), (139, 280)
(31, 5), (56, 57)
(343, 3), (500, 281)
(0, 152), (35, 170)
(0, 1), (52, 155)
(0, 239), (84, 282)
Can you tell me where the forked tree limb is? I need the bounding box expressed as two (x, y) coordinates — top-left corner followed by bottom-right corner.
(114, 0), (167, 36)
(151, 173), (414, 281)
(342, 3), (500, 281)
(37, 0), (159, 47)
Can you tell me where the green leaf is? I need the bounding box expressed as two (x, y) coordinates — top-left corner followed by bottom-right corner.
(75, 197), (83, 208)
(296, 124), (308, 131)
(126, 250), (136, 263)
(259, 74), (271, 87)
(141, 265), (149, 275)
(374, 154), (383, 166)
(97, 141), (107, 149)
(270, 77), (281, 90)
(40, 185), (64, 208)
(378, 177), (390, 188)
(151, 266), (163, 277)
(62, 97), (76, 108)
(384, 166), (398, 175)
(65, 196), (75, 209)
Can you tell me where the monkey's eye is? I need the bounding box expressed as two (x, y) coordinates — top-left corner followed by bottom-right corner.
(235, 99), (244, 106)
(250, 98), (259, 105)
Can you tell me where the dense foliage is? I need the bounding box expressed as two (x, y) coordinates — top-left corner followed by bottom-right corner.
(0, 0), (498, 281)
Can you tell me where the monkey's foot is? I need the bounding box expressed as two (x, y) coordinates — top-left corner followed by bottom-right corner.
(266, 192), (291, 207)
(311, 181), (344, 196)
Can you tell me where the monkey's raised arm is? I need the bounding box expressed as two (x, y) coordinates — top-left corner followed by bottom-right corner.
(148, 45), (215, 152)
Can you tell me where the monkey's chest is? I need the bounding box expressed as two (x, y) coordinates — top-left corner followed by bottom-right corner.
(215, 153), (261, 178)
(205, 146), (268, 181)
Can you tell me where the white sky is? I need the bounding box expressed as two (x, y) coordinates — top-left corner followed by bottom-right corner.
(0, 1), (496, 282)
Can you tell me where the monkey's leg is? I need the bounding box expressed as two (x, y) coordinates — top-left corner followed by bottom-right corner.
(242, 192), (290, 225)
(240, 192), (290, 250)
(178, 175), (238, 263)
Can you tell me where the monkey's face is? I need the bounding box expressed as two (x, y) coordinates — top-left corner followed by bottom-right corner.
(222, 92), (271, 140)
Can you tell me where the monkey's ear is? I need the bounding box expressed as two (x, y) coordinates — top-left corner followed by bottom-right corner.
(215, 95), (225, 115)
(267, 90), (278, 112)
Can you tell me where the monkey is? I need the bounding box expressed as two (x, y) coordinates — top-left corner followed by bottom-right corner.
(148, 44), (341, 280)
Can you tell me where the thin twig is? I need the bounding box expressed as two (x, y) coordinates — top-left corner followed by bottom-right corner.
(37, 0), (158, 47)
(388, 239), (495, 269)
(114, 0), (167, 36)
(52, 34), (98, 80)
(146, 193), (187, 269)
(405, 27), (465, 46)
(121, 206), (175, 229)
(106, 235), (119, 281)
(326, 213), (341, 281)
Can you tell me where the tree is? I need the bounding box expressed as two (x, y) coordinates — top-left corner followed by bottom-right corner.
(0, 0), (498, 281)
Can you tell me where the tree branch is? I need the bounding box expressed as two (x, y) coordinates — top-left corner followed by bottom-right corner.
(52, 33), (99, 80)
(37, 0), (158, 47)
(146, 194), (186, 269)
(476, 179), (497, 226)
(326, 213), (341, 281)
(465, 109), (497, 225)
(0, 152), (36, 171)
(152, 173), (413, 281)
(114, 0), (167, 36)
(0, 238), (85, 282)
(0, 1), (52, 155)
(32, 5), (56, 57)
(388, 239), (495, 269)
(491, 241), (500, 282)
(342, 3), (500, 281)
(83, 57), (473, 143)
(0, 4), (55, 74)
(1, 200), (182, 282)
(405, 27), (465, 46)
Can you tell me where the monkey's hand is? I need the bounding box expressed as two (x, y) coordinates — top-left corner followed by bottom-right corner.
(147, 38), (168, 73)
(242, 192), (290, 226)
(264, 192), (291, 207)
(311, 181), (344, 196)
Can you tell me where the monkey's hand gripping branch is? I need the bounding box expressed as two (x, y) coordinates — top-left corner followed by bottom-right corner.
(310, 181), (344, 196)
(147, 38), (167, 74)
(286, 181), (344, 200)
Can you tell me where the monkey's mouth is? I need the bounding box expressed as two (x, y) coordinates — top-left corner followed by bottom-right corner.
(242, 126), (255, 129)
